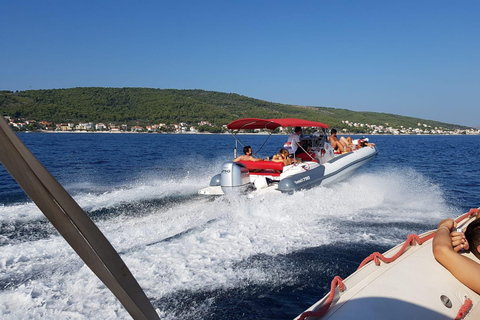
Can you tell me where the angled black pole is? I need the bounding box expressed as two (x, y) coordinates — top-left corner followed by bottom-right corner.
(0, 117), (160, 320)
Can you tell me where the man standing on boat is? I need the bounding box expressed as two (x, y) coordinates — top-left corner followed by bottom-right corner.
(286, 127), (302, 155)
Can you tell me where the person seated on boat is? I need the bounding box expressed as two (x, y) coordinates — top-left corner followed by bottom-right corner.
(272, 148), (300, 166)
(233, 146), (269, 162)
(329, 128), (367, 153)
(272, 148), (292, 166)
(340, 136), (354, 148)
(433, 211), (480, 294)
(327, 128), (346, 152)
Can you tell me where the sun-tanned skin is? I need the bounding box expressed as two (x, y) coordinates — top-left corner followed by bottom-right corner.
(433, 210), (480, 294)
(233, 146), (268, 162)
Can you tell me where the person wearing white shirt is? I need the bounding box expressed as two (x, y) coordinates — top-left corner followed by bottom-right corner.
(286, 127), (302, 155)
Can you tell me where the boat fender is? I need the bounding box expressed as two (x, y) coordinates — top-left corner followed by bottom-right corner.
(254, 177), (268, 190)
(283, 141), (294, 154)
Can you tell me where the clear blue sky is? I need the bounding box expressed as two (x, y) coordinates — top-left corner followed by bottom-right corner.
(1, 1), (479, 126)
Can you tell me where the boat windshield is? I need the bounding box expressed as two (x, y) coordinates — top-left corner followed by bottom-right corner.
(299, 129), (327, 151)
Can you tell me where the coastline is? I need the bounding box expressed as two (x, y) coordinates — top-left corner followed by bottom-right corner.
(18, 130), (480, 136)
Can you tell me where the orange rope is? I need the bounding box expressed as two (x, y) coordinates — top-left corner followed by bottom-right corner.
(357, 233), (434, 269)
(357, 208), (479, 270)
(298, 208), (479, 320)
(297, 276), (344, 320)
(455, 297), (472, 320)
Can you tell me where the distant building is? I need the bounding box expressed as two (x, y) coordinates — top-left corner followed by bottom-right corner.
(198, 121), (212, 126)
(59, 123), (73, 131)
(109, 124), (120, 132)
(95, 123), (107, 131)
(76, 122), (94, 131)
(130, 125), (144, 132)
(11, 122), (25, 129)
(40, 121), (53, 130)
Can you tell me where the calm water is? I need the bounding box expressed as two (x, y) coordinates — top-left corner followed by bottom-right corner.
(0, 133), (479, 319)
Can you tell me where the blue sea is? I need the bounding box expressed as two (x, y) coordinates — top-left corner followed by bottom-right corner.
(0, 133), (479, 319)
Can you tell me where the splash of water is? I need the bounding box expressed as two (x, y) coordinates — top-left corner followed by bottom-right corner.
(0, 167), (456, 319)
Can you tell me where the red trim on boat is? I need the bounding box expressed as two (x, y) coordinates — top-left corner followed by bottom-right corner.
(249, 171), (281, 177)
(238, 160), (284, 171)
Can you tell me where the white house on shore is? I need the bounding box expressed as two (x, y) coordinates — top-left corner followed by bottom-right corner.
(95, 123), (107, 131)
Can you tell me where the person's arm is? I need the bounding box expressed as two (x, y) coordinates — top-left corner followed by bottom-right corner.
(247, 155), (264, 162)
(433, 218), (480, 294)
(233, 155), (244, 162)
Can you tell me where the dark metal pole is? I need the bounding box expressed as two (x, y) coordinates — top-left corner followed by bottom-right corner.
(0, 116), (160, 320)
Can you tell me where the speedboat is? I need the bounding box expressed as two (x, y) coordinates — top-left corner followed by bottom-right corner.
(295, 208), (480, 320)
(198, 118), (378, 196)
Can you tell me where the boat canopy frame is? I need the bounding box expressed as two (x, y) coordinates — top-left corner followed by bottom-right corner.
(227, 118), (329, 158)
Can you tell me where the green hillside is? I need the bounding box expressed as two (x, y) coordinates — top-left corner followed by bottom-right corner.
(0, 87), (468, 131)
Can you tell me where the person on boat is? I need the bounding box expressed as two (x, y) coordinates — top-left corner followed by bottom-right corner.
(233, 146), (268, 162)
(352, 139), (376, 151)
(272, 148), (298, 166)
(286, 127), (303, 155)
(329, 129), (374, 153)
(433, 212), (480, 294)
(339, 135), (353, 148)
(327, 128), (348, 152)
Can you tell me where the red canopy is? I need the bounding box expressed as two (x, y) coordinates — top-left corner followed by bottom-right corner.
(227, 118), (329, 130)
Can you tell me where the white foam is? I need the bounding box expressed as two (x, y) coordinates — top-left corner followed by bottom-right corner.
(0, 202), (44, 223)
(0, 167), (458, 318)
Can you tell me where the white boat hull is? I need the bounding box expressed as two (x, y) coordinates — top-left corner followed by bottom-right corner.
(296, 210), (480, 320)
(199, 146), (378, 196)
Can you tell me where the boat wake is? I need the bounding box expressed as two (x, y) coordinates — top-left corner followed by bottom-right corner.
(0, 167), (461, 319)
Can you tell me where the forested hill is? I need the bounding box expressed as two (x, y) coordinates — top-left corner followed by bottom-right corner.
(0, 87), (467, 130)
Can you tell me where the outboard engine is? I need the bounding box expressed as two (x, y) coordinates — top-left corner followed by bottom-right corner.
(220, 162), (251, 195)
(209, 173), (221, 187)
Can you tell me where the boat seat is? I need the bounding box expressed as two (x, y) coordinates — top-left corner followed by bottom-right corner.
(296, 152), (318, 162)
(238, 160), (284, 173)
